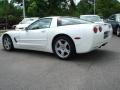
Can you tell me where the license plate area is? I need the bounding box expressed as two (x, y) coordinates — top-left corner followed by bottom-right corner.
(104, 31), (109, 39)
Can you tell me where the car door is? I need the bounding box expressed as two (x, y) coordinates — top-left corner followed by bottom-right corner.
(16, 18), (52, 50)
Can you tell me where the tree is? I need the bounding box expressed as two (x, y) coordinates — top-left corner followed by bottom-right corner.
(96, 0), (120, 18)
(77, 0), (93, 15)
(27, 0), (77, 17)
(68, 0), (78, 16)
(27, 0), (48, 17)
(0, 0), (22, 29)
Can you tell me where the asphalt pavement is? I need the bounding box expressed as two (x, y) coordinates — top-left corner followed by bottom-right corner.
(0, 36), (120, 90)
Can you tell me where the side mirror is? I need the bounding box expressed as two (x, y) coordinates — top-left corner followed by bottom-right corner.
(22, 27), (28, 32)
(24, 27), (28, 31)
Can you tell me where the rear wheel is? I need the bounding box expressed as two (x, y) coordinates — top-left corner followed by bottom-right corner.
(2, 35), (14, 51)
(53, 36), (75, 59)
(116, 27), (120, 37)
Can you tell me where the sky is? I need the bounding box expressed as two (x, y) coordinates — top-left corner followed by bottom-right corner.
(8, 0), (10, 3)
(73, 0), (80, 5)
(74, 0), (81, 5)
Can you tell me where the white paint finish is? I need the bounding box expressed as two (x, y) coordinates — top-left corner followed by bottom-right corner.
(15, 29), (48, 50)
(1, 17), (113, 54)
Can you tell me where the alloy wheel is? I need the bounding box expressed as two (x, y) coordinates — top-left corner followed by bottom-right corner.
(3, 36), (13, 50)
(55, 39), (71, 58)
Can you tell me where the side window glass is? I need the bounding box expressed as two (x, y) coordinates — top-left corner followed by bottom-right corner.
(27, 18), (52, 30)
(57, 18), (83, 26)
(28, 20), (40, 30)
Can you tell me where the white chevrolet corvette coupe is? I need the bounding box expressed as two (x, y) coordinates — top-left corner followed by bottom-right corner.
(1, 16), (112, 59)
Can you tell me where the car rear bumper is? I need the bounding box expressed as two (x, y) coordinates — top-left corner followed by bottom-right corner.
(75, 30), (112, 54)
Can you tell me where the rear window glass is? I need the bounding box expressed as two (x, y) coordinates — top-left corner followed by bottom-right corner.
(57, 17), (91, 26)
(80, 16), (101, 22)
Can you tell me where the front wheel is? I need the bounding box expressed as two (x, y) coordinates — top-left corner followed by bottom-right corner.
(116, 27), (120, 37)
(53, 36), (75, 59)
(2, 35), (14, 51)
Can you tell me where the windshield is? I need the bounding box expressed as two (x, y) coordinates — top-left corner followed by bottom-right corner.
(80, 16), (102, 22)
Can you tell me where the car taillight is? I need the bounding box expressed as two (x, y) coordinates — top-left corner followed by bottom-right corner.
(99, 26), (102, 32)
(93, 27), (98, 33)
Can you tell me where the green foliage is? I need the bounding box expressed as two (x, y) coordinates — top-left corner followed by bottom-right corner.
(77, 0), (93, 15)
(0, 0), (22, 17)
(77, 0), (120, 18)
(0, 0), (22, 28)
(27, 0), (73, 17)
(27, 0), (48, 17)
(0, 0), (8, 17)
(96, 0), (120, 18)
(0, 0), (120, 23)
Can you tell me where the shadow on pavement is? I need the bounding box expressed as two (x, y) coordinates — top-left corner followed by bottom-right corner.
(1, 48), (118, 63)
(71, 49), (119, 64)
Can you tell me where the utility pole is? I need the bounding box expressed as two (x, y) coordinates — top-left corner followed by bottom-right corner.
(4, 0), (8, 30)
(94, 0), (96, 15)
(22, 0), (25, 18)
(88, 0), (96, 14)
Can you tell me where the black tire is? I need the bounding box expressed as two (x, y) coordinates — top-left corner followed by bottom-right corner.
(116, 27), (120, 37)
(52, 36), (75, 59)
(2, 35), (14, 51)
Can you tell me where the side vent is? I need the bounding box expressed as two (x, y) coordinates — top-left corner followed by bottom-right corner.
(14, 37), (18, 43)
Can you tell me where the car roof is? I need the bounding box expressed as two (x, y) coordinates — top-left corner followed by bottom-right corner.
(116, 14), (120, 16)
